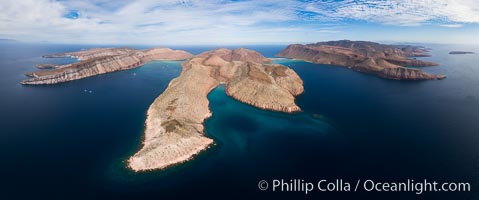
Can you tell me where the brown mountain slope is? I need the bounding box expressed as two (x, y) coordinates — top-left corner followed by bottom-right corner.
(277, 40), (446, 80)
(21, 47), (194, 85)
(128, 48), (303, 171)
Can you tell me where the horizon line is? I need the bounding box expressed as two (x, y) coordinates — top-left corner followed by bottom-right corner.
(2, 39), (479, 47)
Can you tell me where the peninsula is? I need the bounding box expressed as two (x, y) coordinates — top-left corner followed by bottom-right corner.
(21, 47), (304, 171)
(277, 40), (446, 80)
(21, 47), (194, 84)
(128, 48), (303, 171)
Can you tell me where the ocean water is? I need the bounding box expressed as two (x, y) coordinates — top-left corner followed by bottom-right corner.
(0, 43), (478, 199)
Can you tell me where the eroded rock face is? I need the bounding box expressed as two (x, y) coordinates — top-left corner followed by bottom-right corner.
(277, 40), (446, 80)
(21, 47), (194, 85)
(128, 48), (304, 171)
(225, 62), (303, 113)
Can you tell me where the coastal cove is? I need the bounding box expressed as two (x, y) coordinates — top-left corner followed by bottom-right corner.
(0, 43), (478, 199)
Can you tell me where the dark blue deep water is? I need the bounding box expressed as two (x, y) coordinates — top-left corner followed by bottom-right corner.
(0, 43), (478, 200)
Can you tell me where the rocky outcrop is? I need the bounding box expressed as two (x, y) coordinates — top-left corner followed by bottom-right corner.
(224, 62), (303, 113)
(449, 51), (474, 54)
(21, 47), (194, 85)
(128, 48), (303, 171)
(277, 40), (446, 80)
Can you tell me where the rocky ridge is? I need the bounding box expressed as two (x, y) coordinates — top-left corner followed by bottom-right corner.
(277, 40), (446, 80)
(21, 47), (194, 84)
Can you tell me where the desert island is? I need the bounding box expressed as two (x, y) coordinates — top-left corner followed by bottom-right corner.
(21, 40), (446, 171)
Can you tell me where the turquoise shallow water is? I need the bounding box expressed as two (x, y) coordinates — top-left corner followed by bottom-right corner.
(0, 43), (478, 199)
(204, 84), (337, 169)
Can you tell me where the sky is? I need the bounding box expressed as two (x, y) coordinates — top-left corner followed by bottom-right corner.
(1, 0), (479, 45)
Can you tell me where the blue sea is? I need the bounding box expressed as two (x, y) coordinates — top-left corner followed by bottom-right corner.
(0, 43), (478, 199)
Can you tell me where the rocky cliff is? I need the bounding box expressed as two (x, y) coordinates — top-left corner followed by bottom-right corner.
(128, 48), (304, 171)
(21, 47), (194, 85)
(277, 40), (446, 80)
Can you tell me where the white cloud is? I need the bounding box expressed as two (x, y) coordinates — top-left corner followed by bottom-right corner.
(440, 24), (464, 28)
(0, 0), (478, 44)
(0, 0), (311, 44)
(304, 0), (479, 26)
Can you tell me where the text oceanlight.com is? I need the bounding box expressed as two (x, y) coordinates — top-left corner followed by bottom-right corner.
(257, 179), (471, 194)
